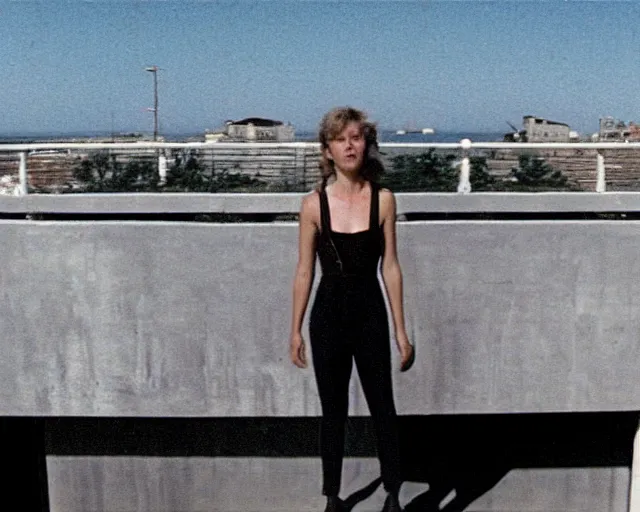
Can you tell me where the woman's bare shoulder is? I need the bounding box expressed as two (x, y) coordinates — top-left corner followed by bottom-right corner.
(378, 187), (396, 215)
(300, 190), (321, 223)
(301, 190), (320, 210)
(378, 186), (394, 198)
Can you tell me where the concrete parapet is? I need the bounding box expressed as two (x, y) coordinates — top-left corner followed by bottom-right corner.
(1, 216), (639, 511)
(6, 191), (640, 215)
(1, 220), (640, 416)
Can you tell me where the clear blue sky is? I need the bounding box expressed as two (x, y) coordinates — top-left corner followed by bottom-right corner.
(2, 1), (639, 136)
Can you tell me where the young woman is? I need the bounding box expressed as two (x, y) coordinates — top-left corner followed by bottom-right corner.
(289, 107), (414, 512)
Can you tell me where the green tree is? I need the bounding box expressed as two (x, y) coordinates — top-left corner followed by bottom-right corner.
(73, 152), (113, 191)
(502, 154), (577, 191)
(469, 156), (497, 191)
(380, 150), (458, 192)
(112, 160), (158, 191)
(164, 150), (268, 192)
(165, 151), (208, 191)
(73, 152), (159, 192)
(380, 151), (497, 192)
(210, 168), (268, 192)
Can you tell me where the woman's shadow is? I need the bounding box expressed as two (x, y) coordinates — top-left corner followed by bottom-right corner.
(399, 415), (509, 512)
(341, 476), (383, 511)
(401, 464), (508, 512)
(344, 412), (637, 511)
(339, 415), (508, 511)
(338, 455), (506, 512)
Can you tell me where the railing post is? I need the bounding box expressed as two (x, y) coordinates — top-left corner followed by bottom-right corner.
(457, 138), (471, 194)
(596, 151), (606, 193)
(18, 151), (28, 195)
(299, 147), (307, 192)
(629, 418), (640, 512)
(158, 152), (167, 185)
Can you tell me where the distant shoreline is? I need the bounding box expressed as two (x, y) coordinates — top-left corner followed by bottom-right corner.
(0, 130), (505, 144)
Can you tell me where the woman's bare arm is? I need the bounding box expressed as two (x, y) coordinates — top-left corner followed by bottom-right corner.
(379, 189), (413, 369)
(289, 192), (319, 368)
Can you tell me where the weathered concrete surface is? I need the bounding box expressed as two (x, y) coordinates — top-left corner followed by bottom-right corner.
(1, 218), (637, 511)
(2, 220), (640, 416)
(4, 191), (640, 214)
(42, 413), (635, 511)
(46, 457), (629, 512)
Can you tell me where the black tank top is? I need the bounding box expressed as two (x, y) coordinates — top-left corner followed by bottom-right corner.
(316, 182), (384, 278)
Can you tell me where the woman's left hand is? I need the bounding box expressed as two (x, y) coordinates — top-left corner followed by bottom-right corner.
(395, 332), (415, 372)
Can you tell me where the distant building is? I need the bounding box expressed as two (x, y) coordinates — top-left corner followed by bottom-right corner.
(598, 116), (640, 141)
(205, 117), (295, 143)
(504, 116), (574, 142)
(522, 116), (571, 142)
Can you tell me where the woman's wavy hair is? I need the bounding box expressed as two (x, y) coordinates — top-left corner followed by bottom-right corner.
(317, 107), (384, 191)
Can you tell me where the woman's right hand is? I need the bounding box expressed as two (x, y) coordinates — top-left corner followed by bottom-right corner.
(290, 332), (308, 369)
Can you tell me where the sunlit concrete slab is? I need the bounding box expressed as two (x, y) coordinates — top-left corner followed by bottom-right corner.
(47, 457), (629, 512)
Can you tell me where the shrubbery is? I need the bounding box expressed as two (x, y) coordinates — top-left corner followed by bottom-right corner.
(503, 154), (577, 191)
(72, 149), (579, 193)
(73, 152), (159, 192)
(73, 150), (269, 193)
(380, 150), (578, 192)
(163, 150), (268, 192)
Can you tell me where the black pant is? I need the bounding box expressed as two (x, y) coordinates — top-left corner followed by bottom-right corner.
(310, 276), (402, 496)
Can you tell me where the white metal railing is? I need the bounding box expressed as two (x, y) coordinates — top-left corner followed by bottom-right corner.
(3, 139), (640, 195)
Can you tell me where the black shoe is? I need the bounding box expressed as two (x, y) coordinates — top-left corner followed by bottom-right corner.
(324, 495), (345, 512)
(381, 492), (403, 512)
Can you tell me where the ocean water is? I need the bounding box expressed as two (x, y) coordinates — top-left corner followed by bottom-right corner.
(0, 130), (505, 144)
(381, 130), (504, 143)
(297, 130), (505, 143)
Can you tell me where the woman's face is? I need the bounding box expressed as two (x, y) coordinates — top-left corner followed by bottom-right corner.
(325, 121), (366, 175)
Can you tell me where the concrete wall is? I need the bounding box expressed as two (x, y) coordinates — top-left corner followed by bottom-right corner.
(2, 220), (640, 416)
(2, 194), (639, 511)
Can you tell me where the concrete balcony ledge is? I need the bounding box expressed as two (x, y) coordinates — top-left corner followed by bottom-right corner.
(4, 191), (640, 215)
(2, 202), (640, 512)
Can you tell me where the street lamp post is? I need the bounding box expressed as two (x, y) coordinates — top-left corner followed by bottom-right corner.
(145, 66), (159, 140)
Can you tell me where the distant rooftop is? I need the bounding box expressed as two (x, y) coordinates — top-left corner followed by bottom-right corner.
(523, 115), (569, 127)
(227, 118), (285, 127)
